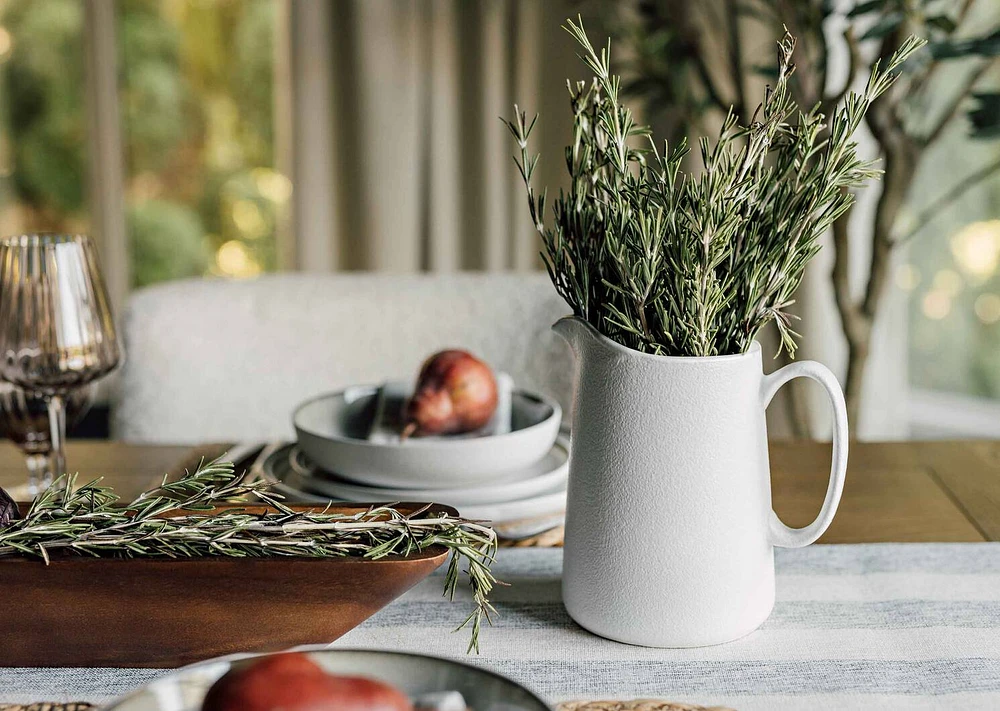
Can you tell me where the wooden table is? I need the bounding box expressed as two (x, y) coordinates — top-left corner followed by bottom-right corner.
(1, 439), (998, 542)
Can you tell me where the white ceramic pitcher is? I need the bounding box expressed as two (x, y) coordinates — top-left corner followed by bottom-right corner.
(553, 316), (848, 647)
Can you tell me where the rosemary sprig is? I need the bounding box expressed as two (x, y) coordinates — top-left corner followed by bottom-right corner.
(0, 459), (499, 653)
(508, 17), (926, 358)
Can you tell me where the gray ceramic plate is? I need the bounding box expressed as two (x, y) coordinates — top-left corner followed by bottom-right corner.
(280, 439), (569, 505)
(261, 442), (568, 526)
(293, 386), (562, 488)
(104, 648), (552, 711)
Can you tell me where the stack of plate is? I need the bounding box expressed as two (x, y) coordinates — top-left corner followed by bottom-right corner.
(262, 385), (567, 538)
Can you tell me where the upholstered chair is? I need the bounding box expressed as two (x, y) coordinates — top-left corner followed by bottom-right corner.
(113, 273), (572, 444)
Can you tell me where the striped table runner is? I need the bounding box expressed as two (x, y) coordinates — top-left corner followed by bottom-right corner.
(2, 544), (998, 710)
(340, 545), (1000, 710)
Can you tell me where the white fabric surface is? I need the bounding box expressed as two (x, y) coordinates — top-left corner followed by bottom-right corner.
(2, 544), (999, 709)
(113, 273), (572, 444)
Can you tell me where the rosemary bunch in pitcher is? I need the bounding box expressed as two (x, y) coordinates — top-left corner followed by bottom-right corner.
(0, 459), (499, 652)
(508, 18), (925, 357)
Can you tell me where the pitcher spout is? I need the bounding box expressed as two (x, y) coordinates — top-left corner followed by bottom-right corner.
(552, 315), (607, 358)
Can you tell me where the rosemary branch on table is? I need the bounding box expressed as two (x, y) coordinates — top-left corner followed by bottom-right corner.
(0, 458), (499, 653)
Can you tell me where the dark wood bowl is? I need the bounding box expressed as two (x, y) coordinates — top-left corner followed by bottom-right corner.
(0, 503), (454, 668)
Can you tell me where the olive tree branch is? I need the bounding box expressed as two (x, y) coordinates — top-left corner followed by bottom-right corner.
(921, 58), (997, 146)
(725, 0), (748, 122)
(894, 153), (1000, 244)
(909, 0), (980, 97)
(693, 48), (732, 115)
(824, 27), (861, 111)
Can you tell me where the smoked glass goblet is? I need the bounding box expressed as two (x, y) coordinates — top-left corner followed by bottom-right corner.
(0, 383), (94, 495)
(0, 234), (122, 489)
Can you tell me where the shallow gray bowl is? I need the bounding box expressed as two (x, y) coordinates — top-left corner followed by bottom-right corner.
(104, 648), (552, 711)
(293, 386), (562, 489)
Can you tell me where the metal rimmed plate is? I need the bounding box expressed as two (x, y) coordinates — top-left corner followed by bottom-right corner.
(104, 648), (552, 711)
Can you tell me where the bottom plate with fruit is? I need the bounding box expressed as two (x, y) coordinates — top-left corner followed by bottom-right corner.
(105, 648), (551, 711)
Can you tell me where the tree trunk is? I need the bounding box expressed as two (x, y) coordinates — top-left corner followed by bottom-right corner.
(842, 332), (870, 432)
(832, 207), (874, 434)
(775, 343), (813, 438)
(834, 92), (917, 434)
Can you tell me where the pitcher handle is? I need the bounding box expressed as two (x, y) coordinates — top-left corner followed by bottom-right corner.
(761, 360), (849, 548)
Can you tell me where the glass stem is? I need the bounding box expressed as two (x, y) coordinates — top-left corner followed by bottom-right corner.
(46, 394), (67, 496)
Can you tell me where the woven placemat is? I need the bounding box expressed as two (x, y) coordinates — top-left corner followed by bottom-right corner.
(504, 524), (564, 547)
(560, 701), (734, 711)
(2, 700), (733, 711)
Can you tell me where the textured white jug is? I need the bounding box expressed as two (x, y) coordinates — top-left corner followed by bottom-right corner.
(554, 316), (848, 647)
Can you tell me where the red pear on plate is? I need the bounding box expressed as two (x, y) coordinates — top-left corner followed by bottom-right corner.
(402, 350), (498, 438)
(201, 652), (413, 711)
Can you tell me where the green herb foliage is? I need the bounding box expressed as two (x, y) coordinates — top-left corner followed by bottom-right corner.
(508, 18), (924, 357)
(0, 459), (498, 653)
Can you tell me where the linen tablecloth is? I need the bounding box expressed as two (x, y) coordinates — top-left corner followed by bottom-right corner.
(2, 544), (999, 710)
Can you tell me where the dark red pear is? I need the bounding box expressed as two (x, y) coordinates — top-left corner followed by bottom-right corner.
(201, 652), (413, 711)
(402, 350), (498, 438)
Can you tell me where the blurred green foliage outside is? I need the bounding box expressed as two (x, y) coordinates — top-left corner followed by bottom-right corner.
(0, 0), (285, 287)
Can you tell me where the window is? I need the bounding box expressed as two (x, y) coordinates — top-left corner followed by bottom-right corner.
(908, 214), (1000, 397)
(907, 133), (1000, 398)
(904, 58), (1000, 433)
(0, 0), (89, 236)
(119, 0), (286, 286)
(1, 0), (286, 288)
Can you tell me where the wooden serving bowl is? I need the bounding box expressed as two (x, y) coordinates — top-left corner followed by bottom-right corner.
(0, 503), (454, 668)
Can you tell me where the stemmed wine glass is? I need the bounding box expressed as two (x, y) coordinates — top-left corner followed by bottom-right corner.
(0, 234), (122, 491)
(0, 383), (94, 495)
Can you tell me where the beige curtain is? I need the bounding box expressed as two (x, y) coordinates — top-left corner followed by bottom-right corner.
(288, 0), (583, 273)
